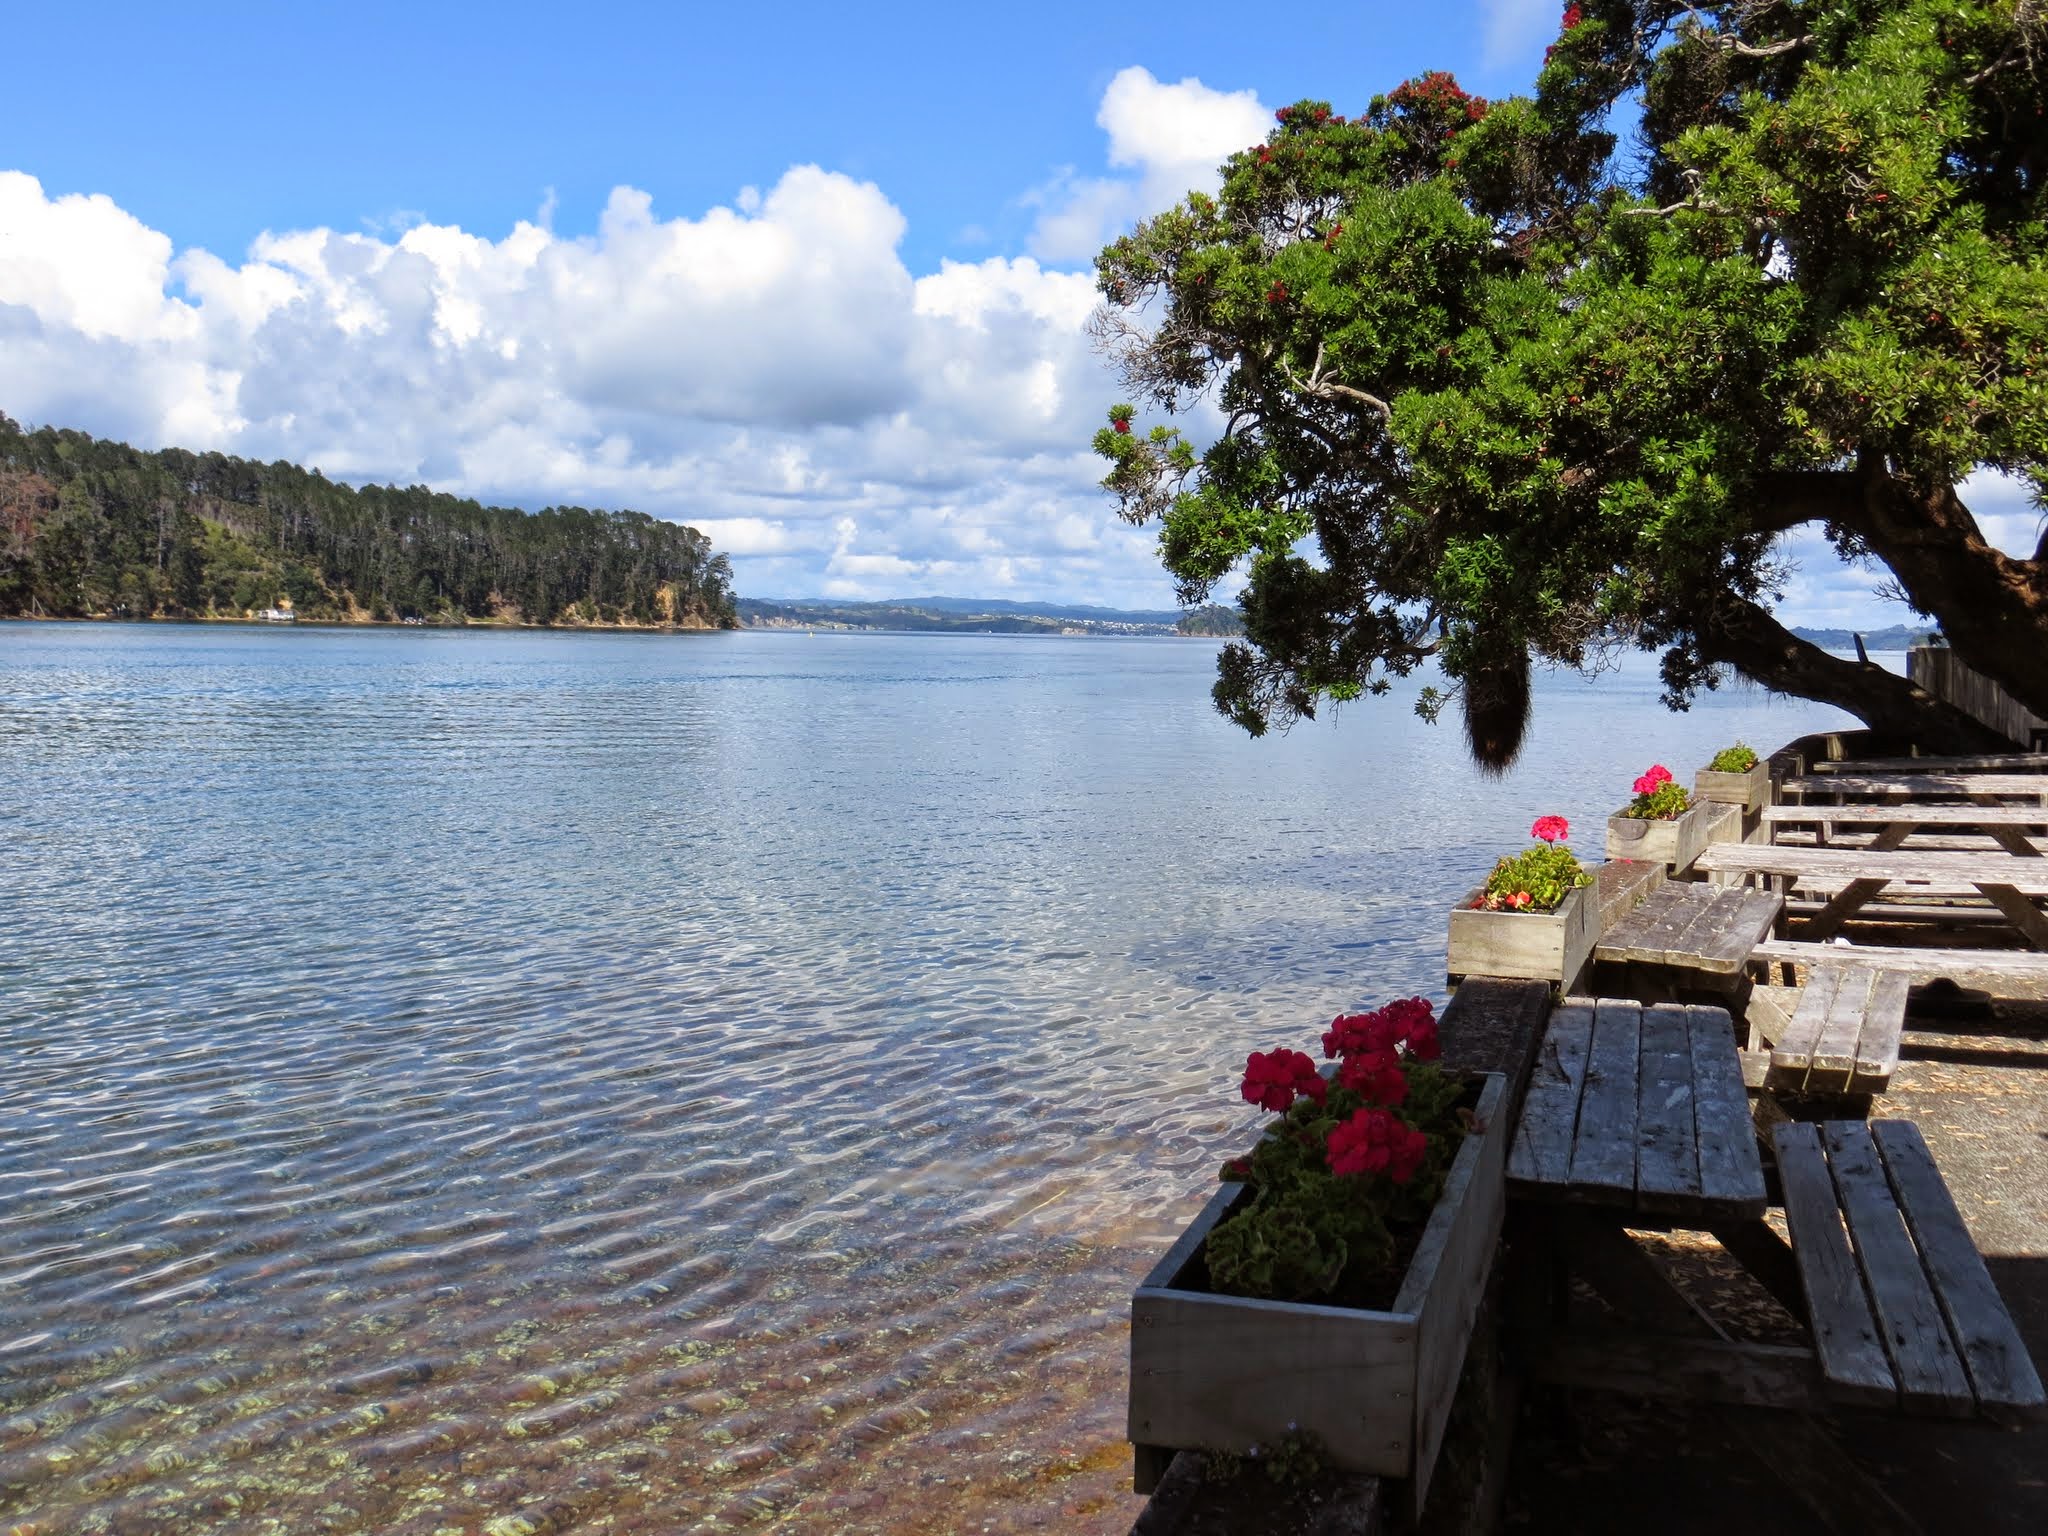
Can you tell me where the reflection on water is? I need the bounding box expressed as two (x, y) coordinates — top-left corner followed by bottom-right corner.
(0, 624), (1853, 1533)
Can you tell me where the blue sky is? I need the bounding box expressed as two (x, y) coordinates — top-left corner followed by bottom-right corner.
(1, 1), (2035, 620)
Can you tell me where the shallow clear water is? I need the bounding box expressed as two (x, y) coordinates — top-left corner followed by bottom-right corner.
(0, 623), (1857, 1534)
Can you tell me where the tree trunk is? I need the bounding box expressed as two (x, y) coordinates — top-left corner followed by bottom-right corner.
(1851, 472), (2048, 723)
(1695, 594), (2015, 753)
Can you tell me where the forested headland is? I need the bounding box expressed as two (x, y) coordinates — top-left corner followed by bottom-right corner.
(0, 414), (737, 629)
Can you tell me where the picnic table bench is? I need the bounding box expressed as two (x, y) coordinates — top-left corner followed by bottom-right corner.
(1505, 1000), (2044, 1423)
(1694, 843), (2048, 947)
(1776, 1120), (2044, 1417)
(1762, 963), (1910, 1094)
(1814, 752), (2048, 774)
(1762, 802), (2046, 856)
(1591, 882), (1781, 997)
(1781, 772), (2048, 803)
(1751, 938), (2048, 999)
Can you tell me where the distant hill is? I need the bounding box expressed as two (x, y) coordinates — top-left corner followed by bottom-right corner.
(0, 414), (737, 629)
(738, 596), (1192, 636)
(1176, 603), (1245, 637)
(1789, 625), (1940, 651)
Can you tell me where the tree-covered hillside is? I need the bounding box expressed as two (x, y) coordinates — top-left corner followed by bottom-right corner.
(0, 414), (737, 628)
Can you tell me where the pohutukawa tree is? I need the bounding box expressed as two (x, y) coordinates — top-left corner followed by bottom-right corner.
(1092, 0), (2048, 767)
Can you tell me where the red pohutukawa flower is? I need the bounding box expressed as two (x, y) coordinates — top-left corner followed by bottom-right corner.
(1530, 814), (1570, 844)
(1241, 1048), (1326, 1112)
(1327, 1108), (1428, 1182)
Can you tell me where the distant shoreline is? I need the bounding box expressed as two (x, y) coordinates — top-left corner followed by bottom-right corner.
(1, 612), (725, 634)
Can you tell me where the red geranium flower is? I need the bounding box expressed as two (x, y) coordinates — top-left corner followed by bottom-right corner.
(1337, 1049), (1409, 1107)
(1323, 1009), (1400, 1059)
(1266, 281), (1289, 303)
(1327, 1108), (1428, 1183)
(1405, 1017), (1442, 1062)
(1241, 1048), (1326, 1112)
(1531, 814), (1570, 844)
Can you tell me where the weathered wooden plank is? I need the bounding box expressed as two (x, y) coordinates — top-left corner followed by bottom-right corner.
(1808, 966), (1878, 1093)
(1848, 971), (1910, 1094)
(1763, 803), (2048, 827)
(1769, 966), (1839, 1088)
(1565, 1001), (1641, 1203)
(1989, 825), (2045, 856)
(1595, 884), (1696, 966)
(1521, 1331), (1829, 1412)
(1660, 893), (1740, 967)
(1820, 753), (2048, 774)
(1870, 1120), (2047, 1418)
(1506, 1003), (1593, 1192)
(1780, 772), (2048, 800)
(1688, 1006), (1766, 1218)
(1821, 1122), (1974, 1417)
(1399, 1075), (1509, 1511)
(1697, 844), (2048, 892)
(1447, 883), (1597, 985)
(1437, 977), (1552, 1102)
(1750, 939), (2048, 1001)
(1594, 856), (1667, 934)
(1800, 877), (1894, 941)
(1129, 1288), (1419, 1471)
(1773, 1122), (1896, 1407)
(1632, 1004), (1700, 1215)
(1688, 889), (1783, 974)
(1977, 883), (2048, 951)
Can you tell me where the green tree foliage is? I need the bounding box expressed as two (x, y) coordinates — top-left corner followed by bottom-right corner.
(1093, 1), (2048, 764)
(0, 415), (737, 629)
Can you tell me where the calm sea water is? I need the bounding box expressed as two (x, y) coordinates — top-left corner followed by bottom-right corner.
(0, 623), (1859, 1534)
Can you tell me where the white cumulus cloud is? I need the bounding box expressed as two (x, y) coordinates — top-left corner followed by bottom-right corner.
(1026, 67), (1271, 263)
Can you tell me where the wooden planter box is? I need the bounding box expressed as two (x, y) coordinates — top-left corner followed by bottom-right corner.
(1606, 802), (1710, 872)
(1129, 1075), (1508, 1507)
(1446, 881), (1597, 985)
(1694, 761), (1770, 814)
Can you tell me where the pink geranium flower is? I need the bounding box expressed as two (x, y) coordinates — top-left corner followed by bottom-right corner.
(1530, 814), (1570, 844)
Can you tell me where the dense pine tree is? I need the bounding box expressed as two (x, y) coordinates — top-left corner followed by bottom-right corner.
(0, 415), (738, 629)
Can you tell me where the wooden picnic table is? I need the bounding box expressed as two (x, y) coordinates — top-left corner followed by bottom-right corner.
(1504, 1000), (2045, 1422)
(1751, 937), (2048, 999)
(1781, 772), (2048, 803)
(1592, 881), (1782, 984)
(1761, 802), (2046, 856)
(1815, 752), (2048, 774)
(1696, 843), (2048, 947)
(1508, 998), (1766, 1221)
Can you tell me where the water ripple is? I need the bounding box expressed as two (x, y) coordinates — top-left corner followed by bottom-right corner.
(0, 623), (1853, 1533)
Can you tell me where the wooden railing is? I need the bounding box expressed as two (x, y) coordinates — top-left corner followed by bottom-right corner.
(1908, 644), (2047, 750)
